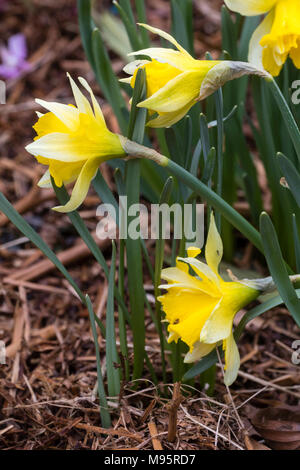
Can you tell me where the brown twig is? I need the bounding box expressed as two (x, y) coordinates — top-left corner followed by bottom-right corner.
(167, 382), (182, 443)
(148, 421), (163, 450)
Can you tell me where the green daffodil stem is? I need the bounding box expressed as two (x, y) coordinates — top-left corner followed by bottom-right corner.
(122, 138), (263, 252)
(165, 159), (263, 253)
(265, 77), (300, 163)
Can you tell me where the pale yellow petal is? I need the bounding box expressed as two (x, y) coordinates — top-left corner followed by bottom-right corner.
(184, 341), (216, 363)
(138, 70), (202, 113)
(178, 256), (221, 293)
(78, 76), (106, 124)
(123, 59), (150, 75)
(26, 132), (99, 162)
(159, 265), (219, 297)
(200, 299), (233, 344)
(138, 23), (193, 57)
(26, 130), (124, 163)
(67, 73), (93, 116)
(205, 212), (223, 275)
(37, 169), (52, 188)
(119, 77), (132, 84)
(146, 101), (194, 128)
(33, 111), (70, 138)
(223, 333), (240, 386)
(128, 47), (195, 70)
(53, 158), (101, 212)
(35, 99), (79, 131)
(224, 0), (277, 16)
(248, 11), (274, 70)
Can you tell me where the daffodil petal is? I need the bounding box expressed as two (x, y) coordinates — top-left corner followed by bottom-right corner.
(223, 333), (240, 386)
(119, 77), (132, 84)
(200, 300), (233, 344)
(159, 265), (218, 296)
(137, 23), (193, 57)
(178, 256), (221, 292)
(53, 158), (101, 212)
(146, 102), (193, 128)
(167, 298), (218, 350)
(67, 73), (93, 116)
(128, 47), (194, 70)
(26, 132), (101, 162)
(187, 246), (201, 258)
(205, 212), (223, 275)
(248, 11), (274, 70)
(138, 70), (202, 113)
(123, 59), (150, 75)
(78, 76), (106, 124)
(184, 341), (216, 363)
(35, 99), (79, 131)
(224, 0), (277, 16)
(37, 169), (52, 188)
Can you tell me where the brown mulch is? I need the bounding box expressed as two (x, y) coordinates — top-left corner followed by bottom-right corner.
(0, 0), (299, 451)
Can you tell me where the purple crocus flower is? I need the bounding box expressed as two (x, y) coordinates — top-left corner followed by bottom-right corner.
(0, 34), (31, 79)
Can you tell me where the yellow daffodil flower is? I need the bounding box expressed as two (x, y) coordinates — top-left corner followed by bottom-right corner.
(158, 214), (265, 386)
(25, 74), (126, 212)
(121, 24), (267, 128)
(224, 0), (300, 76)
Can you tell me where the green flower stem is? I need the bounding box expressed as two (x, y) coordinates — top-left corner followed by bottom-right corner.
(124, 140), (263, 252)
(265, 77), (300, 162)
(165, 159), (263, 253)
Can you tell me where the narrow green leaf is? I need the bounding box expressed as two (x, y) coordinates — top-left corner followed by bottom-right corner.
(106, 242), (121, 397)
(52, 178), (130, 326)
(293, 214), (300, 273)
(278, 152), (300, 207)
(266, 77), (300, 163)
(125, 68), (147, 380)
(77, 0), (95, 69)
(260, 212), (300, 326)
(154, 177), (174, 383)
(92, 28), (128, 133)
(86, 295), (111, 427)
(113, 1), (142, 51)
(0, 192), (85, 303)
(166, 159), (263, 253)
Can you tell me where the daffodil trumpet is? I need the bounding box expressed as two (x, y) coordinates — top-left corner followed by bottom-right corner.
(121, 24), (269, 128)
(158, 214), (300, 386)
(224, 0), (300, 77)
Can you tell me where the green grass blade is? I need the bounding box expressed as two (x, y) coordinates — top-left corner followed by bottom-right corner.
(106, 242), (121, 397)
(165, 160), (263, 253)
(92, 28), (128, 134)
(293, 214), (300, 273)
(86, 295), (111, 427)
(266, 77), (300, 163)
(77, 0), (95, 69)
(260, 212), (300, 326)
(0, 192), (85, 303)
(125, 69), (147, 380)
(278, 152), (300, 207)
